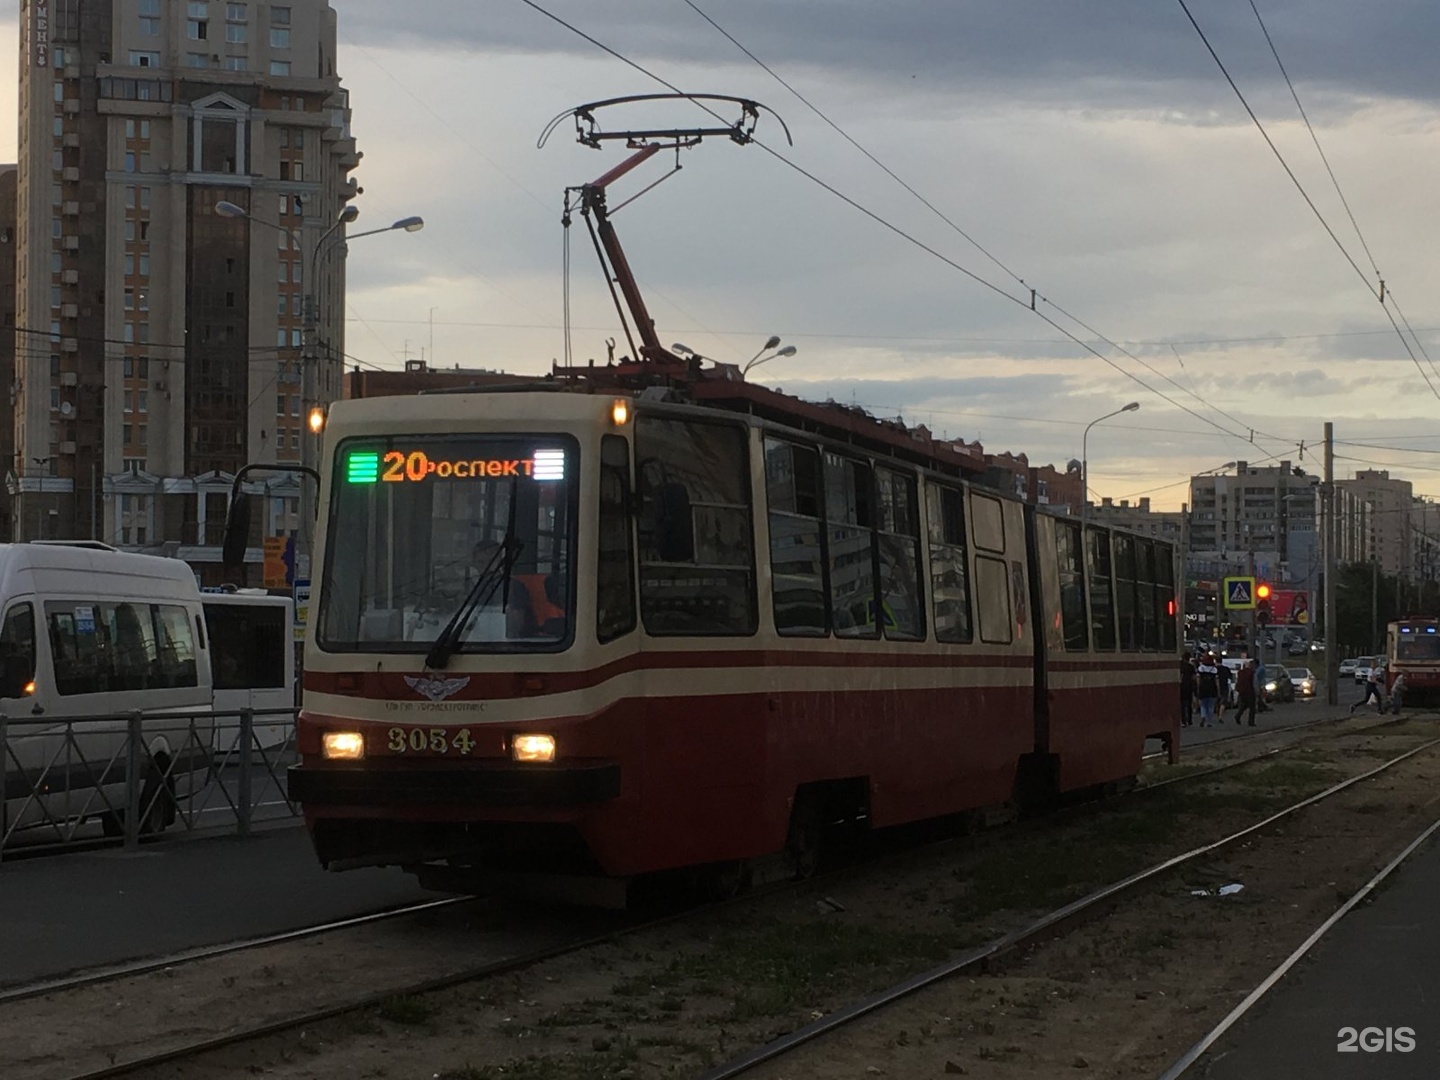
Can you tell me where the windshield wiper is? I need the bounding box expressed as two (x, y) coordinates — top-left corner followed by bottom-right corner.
(425, 536), (523, 669)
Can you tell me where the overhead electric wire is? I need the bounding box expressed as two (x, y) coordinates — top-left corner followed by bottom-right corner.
(1247, 0), (1440, 385)
(679, 0), (1296, 453)
(1178, 0), (1440, 403)
(516, 0), (1301, 459)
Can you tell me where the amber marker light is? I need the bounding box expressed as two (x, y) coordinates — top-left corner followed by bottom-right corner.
(610, 398), (631, 426)
(322, 731), (365, 760)
(22, 680), (35, 695)
(511, 733), (556, 763)
(308, 405), (327, 435)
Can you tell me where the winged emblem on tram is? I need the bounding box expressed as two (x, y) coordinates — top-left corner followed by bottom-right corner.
(404, 674), (471, 702)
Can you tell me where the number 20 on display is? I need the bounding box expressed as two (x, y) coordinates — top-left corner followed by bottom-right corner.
(1337, 1027), (1415, 1053)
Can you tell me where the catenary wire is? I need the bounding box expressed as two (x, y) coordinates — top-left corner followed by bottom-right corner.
(1178, 0), (1440, 403)
(680, 0), (1296, 452)
(515, 0), (1302, 457)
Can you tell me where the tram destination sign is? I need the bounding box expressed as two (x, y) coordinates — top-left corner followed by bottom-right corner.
(344, 447), (566, 484)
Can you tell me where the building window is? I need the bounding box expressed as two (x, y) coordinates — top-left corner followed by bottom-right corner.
(124, 151), (136, 172)
(188, 19), (208, 39)
(130, 51), (160, 67)
(188, 53), (211, 68)
(225, 22), (246, 43)
(227, 2), (247, 18)
(139, 14), (160, 33)
(269, 60), (291, 76)
(270, 6), (290, 25)
(224, 56), (247, 71)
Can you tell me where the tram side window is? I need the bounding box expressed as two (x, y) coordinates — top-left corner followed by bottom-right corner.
(0, 602), (36, 696)
(876, 467), (924, 641)
(45, 600), (198, 695)
(597, 434), (637, 643)
(1137, 539), (1159, 650)
(1055, 519), (1088, 651)
(1156, 541), (1177, 652)
(765, 438), (827, 636)
(824, 453), (878, 639)
(1086, 526), (1116, 651)
(927, 484), (972, 643)
(1113, 534), (1140, 651)
(635, 416), (756, 636)
(974, 555), (1013, 645)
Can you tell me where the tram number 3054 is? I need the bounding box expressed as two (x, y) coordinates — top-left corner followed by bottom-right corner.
(387, 727), (477, 755)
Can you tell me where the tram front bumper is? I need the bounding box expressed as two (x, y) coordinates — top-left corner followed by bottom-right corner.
(287, 761), (621, 807)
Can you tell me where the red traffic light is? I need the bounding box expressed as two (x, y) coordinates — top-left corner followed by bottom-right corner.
(1255, 582), (1272, 600)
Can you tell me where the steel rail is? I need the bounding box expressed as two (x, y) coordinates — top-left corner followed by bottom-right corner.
(1156, 814), (1440, 1078)
(694, 734), (1440, 1080)
(0, 896), (471, 1006)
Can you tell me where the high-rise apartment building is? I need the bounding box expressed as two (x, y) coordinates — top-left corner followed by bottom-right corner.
(1187, 460), (1319, 584)
(1337, 469), (1412, 577)
(11, 0), (357, 581)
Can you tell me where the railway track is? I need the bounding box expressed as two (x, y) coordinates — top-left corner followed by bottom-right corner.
(8, 712), (1423, 1080)
(695, 731), (1440, 1080)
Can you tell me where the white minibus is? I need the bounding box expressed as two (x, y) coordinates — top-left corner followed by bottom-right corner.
(201, 588), (296, 753)
(0, 542), (216, 835)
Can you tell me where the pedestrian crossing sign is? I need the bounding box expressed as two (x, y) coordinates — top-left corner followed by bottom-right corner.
(1223, 576), (1255, 610)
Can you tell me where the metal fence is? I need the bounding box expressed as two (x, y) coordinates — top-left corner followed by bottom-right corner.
(0, 707), (301, 861)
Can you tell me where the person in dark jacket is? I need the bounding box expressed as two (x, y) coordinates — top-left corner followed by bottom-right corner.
(1234, 661), (1258, 726)
(1215, 658), (1233, 720)
(1195, 654), (1221, 728)
(1180, 655), (1196, 727)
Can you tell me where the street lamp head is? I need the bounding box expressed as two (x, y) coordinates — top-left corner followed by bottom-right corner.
(761, 334), (781, 351)
(337, 204), (360, 224)
(672, 342), (696, 357)
(775, 345), (797, 358)
(393, 216), (425, 233)
(1122, 401), (1140, 412)
(214, 200), (247, 219)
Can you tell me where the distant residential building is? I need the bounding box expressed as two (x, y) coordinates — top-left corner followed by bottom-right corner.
(1090, 496), (1184, 542)
(11, 0), (357, 582)
(1187, 460), (1319, 584)
(1337, 469), (1412, 577)
(0, 164), (15, 541)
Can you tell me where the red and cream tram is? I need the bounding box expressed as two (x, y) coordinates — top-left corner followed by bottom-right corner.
(1385, 617), (1440, 705)
(284, 376), (1179, 900)
(278, 93), (1178, 901)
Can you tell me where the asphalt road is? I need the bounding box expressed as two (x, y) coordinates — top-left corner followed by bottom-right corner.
(0, 824), (433, 988)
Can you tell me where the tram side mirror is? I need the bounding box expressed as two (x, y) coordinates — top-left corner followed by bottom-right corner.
(653, 481), (695, 563)
(222, 493), (252, 568)
(0, 653), (33, 699)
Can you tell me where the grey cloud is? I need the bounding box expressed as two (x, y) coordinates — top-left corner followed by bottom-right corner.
(339, 1), (1440, 112)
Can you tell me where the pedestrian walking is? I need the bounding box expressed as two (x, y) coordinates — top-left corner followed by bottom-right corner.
(1196, 654), (1220, 728)
(1234, 661), (1258, 726)
(1255, 657), (1271, 712)
(1216, 659), (1233, 721)
(1389, 672), (1407, 715)
(1180, 655), (1196, 727)
(1351, 667), (1383, 713)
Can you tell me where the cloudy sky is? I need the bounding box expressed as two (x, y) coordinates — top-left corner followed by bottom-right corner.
(5, 1), (1440, 508)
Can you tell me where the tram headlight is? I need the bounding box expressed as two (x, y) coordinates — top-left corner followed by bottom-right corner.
(322, 731), (366, 760)
(511, 733), (556, 764)
(610, 398), (631, 427)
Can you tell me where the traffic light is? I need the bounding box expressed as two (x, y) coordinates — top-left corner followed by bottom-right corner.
(1256, 582), (1272, 626)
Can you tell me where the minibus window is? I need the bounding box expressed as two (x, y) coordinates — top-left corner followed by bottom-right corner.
(0, 602), (36, 697)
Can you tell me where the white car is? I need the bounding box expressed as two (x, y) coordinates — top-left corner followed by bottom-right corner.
(1289, 667), (1317, 697)
(1354, 657), (1380, 684)
(1339, 657), (1359, 678)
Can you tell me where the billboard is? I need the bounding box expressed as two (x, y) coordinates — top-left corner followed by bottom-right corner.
(1268, 589), (1311, 625)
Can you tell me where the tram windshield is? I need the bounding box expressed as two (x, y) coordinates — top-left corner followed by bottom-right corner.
(317, 435), (576, 653)
(1394, 625), (1440, 662)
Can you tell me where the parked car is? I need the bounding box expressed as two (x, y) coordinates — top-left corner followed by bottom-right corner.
(1262, 664), (1296, 703)
(1289, 667), (1317, 697)
(1339, 657), (1359, 678)
(1287, 640), (1309, 657)
(1354, 656), (1379, 684)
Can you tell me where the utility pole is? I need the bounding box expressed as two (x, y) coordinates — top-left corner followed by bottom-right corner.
(1323, 422), (1338, 704)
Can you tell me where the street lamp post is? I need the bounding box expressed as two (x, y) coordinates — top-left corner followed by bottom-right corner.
(214, 200), (423, 574)
(1080, 402), (1139, 527)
